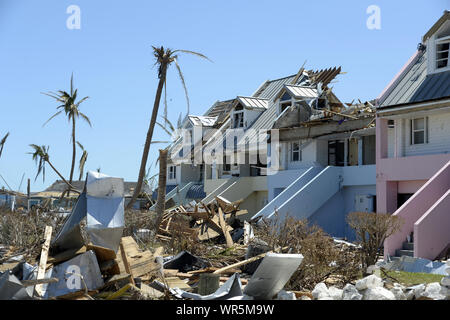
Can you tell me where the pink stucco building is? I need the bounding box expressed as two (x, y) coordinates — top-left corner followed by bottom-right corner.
(376, 11), (450, 260)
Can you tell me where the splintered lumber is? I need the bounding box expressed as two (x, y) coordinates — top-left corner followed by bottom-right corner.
(153, 246), (164, 257)
(106, 283), (132, 300)
(118, 237), (159, 278)
(86, 244), (116, 261)
(220, 276), (248, 285)
(165, 277), (192, 291)
(35, 225), (52, 297)
(163, 269), (194, 278)
(212, 251), (271, 274)
(218, 207), (234, 248)
(188, 267), (241, 275)
(22, 277), (59, 287)
(119, 239), (135, 286)
(47, 246), (87, 266)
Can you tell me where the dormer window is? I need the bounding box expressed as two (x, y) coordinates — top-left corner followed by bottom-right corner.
(279, 92), (292, 113)
(233, 111), (244, 128)
(431, 20), (450, 73)
(436, 36), (450, 69)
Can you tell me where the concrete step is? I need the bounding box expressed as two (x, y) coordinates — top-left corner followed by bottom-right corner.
(395, 249), (414, 257)
(402, 242), (414, 251)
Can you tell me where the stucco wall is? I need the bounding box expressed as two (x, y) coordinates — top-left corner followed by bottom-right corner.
(309, 185), (376, 241)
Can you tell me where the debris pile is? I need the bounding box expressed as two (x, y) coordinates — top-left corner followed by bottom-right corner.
(1, 172), (448, 300)
(309, 267), (450, 300)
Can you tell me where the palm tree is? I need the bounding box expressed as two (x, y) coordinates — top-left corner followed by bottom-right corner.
(42, 73), (91, 192)
(126, 46), (211, 210)
(28, 144), (80, 194)
(0, 132), (9, 160)
(76, 141), (88, 180)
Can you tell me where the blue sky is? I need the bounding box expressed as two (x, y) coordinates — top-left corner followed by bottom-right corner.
(0, 0), (448, 192)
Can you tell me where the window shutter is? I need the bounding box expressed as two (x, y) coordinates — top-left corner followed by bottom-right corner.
(426, 116), (429, 143)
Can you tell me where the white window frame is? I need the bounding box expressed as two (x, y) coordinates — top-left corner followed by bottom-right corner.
(291, 141), (302, 162)
(410, 117), (428, 145)
(168, 166), (176, 180)
(436, 36), (450, 71)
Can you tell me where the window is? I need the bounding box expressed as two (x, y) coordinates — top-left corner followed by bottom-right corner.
(436, 36), (450, 70)
(388, 120), (394, 128)
(223, 155), (231, 172)
(279, 92), (292, 114)
(233, 111), (244, 128)
(291, 141), (301, 162)
(410, 117), (428, 145)
(436, 40), (449, 69)
(168, 166), (176, 180)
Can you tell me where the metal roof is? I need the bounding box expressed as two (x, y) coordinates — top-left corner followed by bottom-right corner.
(253, 74), (298, 99)
(284, 85), (318, 99)
(185, 184), (206, 199)
(188, 115), (218, 127)
(204, 99), (235, 125)
(236, 96), (269, 110)
(379, 49), (450, 108)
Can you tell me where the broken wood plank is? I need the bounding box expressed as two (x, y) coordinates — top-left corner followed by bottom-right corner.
(218, 207), (234, 248)
(118, 237), (159, 279)
(47, 246), (86, 266)
(220, 276), (248, 285)
(21, 277), (59, 287)
(153, 246), (164, 257)
(86, 244), (117, 262)
(119, 239), (136, 286)
(212, 251), (271, 275)
(35, 225), (52, 297)
(106, 283), (132, 300)
(188, 267), (241, 275)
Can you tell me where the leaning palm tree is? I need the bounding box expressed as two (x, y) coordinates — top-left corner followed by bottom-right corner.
(76, 141), (88, 181)
(42, 74), (91, 193)
(0, 132), (9, 160)
(28, 144), (80, 194)
(126, 46), (211, 210)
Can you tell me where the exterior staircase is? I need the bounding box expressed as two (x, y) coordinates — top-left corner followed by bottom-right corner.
(391, 241), (414, 261)
(252, 166), (342, 222)
(385, 160), (450, 260)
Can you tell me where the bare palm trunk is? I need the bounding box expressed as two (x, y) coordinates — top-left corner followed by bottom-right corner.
(47, 160), (80, 194)
(126, 63), (168, 210)
(67, 117), (76, 198)
(154, 149), (168, 230)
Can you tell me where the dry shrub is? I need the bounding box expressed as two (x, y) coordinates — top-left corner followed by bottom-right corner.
(0, 208), (67, 262)
(255, 213), (362, 290)
(123, 209), (207, 256)
(347, 211), (403, 269)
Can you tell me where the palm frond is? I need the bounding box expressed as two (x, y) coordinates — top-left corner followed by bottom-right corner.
(0, 132), (10, 159)
(76, 141), (84, 150)
(174, 58), (190, 115)
(156, 120), (174, 137)
(79, 112), (92, 127)
(79, 150), (88, 180)
(160, 114), (175, 133)
(42, 110), (63, 127)
(173, 50), (213, 62)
